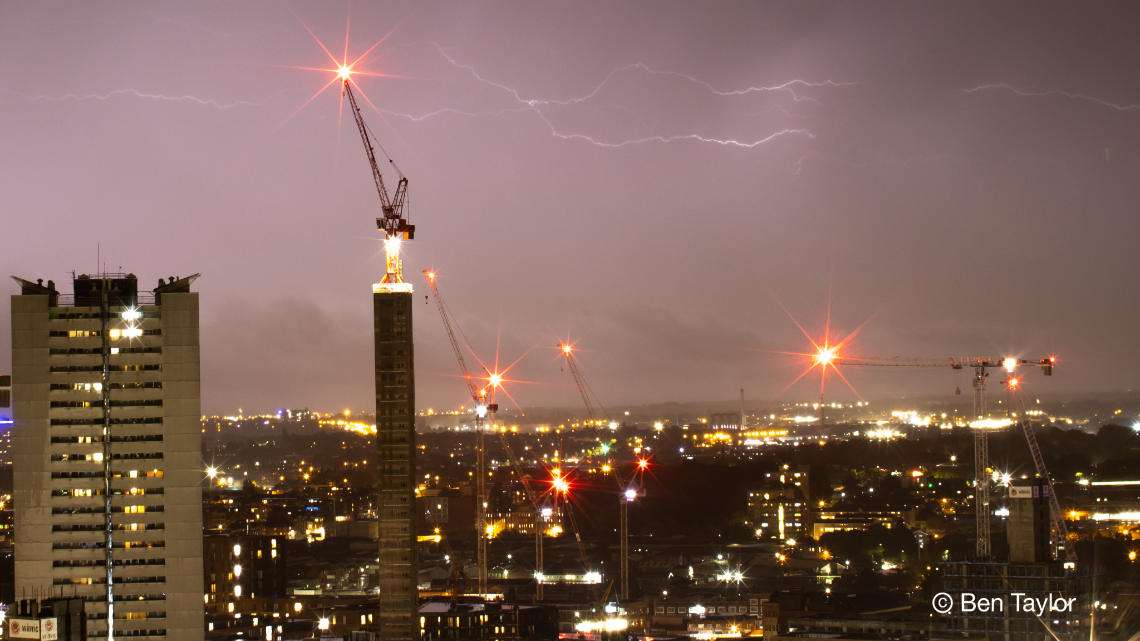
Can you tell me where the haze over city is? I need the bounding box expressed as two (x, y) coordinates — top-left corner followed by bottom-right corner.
(3, 3), (1139, 415)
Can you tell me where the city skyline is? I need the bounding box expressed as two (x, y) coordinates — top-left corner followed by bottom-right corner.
(3, 3), (1139, 414)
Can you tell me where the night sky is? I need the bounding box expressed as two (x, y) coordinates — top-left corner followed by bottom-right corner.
(3, 3), (1138, 416)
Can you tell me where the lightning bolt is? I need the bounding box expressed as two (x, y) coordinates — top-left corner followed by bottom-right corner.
(2, 88), (262, 109)
(432, 46), (854, 106)
(376, 43), (851, 148)
(965, 83), (1140, 112)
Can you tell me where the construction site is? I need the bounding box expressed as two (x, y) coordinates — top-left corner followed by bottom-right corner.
(331, 65), (1130, 641)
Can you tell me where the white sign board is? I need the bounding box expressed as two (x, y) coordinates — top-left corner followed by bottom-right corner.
(1010, 485), (1047, 499)
(9, 619), (40, 639)
(40, 618), (58, 641)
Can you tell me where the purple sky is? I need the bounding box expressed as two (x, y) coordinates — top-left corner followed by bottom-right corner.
(3, 3), (1139, 416)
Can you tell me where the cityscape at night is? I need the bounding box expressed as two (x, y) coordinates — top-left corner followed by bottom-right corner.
(2, 3), (1140, 641)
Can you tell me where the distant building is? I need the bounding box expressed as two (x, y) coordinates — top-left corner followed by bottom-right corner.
(418, 600), (559, 640)
(10, 273), (205, 641)
(749, 466), (811, 541)
(204, 534), (287, 617)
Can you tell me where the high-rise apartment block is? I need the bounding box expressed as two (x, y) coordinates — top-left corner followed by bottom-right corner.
(10, 273), (205, 641)
(373, 275), (417, 641)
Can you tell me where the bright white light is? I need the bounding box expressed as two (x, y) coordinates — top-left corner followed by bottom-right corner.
(654, 422), (663, 430)
(625, 489), (637, 502)
(122, 310), (141, 320)
(122, 327), (142, 338)
(609, 422), (618, 429)
(815, 347), (836, 365)
(970, 419), (1014, 429)
(584, 572), (601, 583)
(541, 507), (553, 518)
(1004, 357), (1017, 372)
(535, 572), (545, 583)
(1092, 512), (1140, 521)
(208, 467), (217, 478)
(234, 564), (242, 577)
(233, 544), (241, 557)
(575, 619), (627, 633)
(476, 405), (488, 418)
(234, 585), (242, 597)
(318, 618), (330, 631)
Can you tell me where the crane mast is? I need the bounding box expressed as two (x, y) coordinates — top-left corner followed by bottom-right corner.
(343, 79), (413, 283)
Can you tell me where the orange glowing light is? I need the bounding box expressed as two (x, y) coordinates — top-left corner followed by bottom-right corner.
(638, 459), (649, 469)
(762, 289), (871, 411)
(275, 9), (416, 135)
(1009, 378), (1019, 388)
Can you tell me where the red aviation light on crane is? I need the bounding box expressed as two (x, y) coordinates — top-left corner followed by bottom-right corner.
(551, 470), (569, 494)
(337, 65), (353, 80)
(1008, 378), (1020, 389)
(637, 459), (649, 470)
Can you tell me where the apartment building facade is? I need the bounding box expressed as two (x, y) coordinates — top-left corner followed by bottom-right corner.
(10, 273), (204, 640)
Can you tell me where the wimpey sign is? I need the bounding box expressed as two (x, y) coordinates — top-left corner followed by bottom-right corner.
(1009, 486), (1048, 499)
(8, 618), (58, 640)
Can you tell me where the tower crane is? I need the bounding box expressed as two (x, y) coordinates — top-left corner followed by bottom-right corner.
(343, 79), (413, 283)
(559, 342), (641, 599)
(424, 270), (547, 597)
(839, 355), (1059, 559)
(559, 342), (609, 431)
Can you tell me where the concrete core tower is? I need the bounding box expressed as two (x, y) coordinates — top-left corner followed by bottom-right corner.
(373, 274), (417, 640)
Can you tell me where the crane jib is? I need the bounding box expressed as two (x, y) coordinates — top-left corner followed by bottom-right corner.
(344, 80), (412, 239)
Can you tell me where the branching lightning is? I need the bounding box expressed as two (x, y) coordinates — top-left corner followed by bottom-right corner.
(431, 47), (854, 107)
(373, 43), (853, 149)
(965, 83), (1140, 112)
